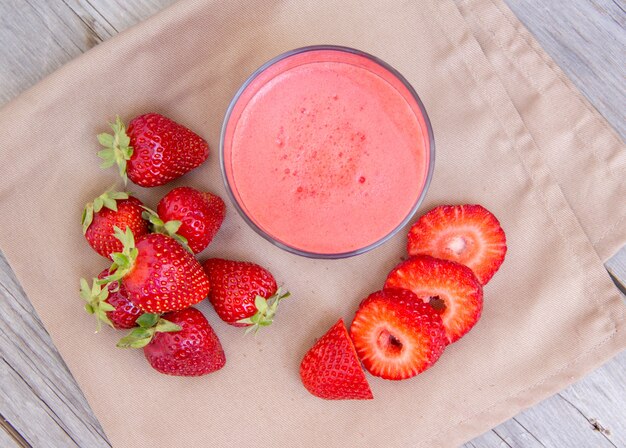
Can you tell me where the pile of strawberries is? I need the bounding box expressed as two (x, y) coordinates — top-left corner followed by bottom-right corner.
(80, 113), (288, 376)
(300, 204), (507, 399)
(81, 112), (507, 394)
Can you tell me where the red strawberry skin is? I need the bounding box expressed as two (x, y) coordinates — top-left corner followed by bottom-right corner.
(385, 255), (483, 343)
(350, 289), (447, 380)
(127, 113), (209, 187)
(123, 234), (211, 313)
(157, 187), (225, 253)
(97, 269), (142, 329)
(144, 307), (226, 376)
(407, 204), (506, 284)
(85, 197), (148, 258)
(203, 259), (277, 326)
(300, 319), (373, 400)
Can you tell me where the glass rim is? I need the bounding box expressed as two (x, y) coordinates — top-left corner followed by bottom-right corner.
(219, 45), (435, 259)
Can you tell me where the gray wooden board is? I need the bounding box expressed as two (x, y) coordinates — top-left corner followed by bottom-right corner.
(0, 1), (624, 447)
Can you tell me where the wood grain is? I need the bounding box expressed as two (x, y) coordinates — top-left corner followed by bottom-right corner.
(505, 0), (626, 139)
(0, 1), (623, 447)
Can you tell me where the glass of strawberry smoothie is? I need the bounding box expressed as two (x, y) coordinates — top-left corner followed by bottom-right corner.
(220, 46), (434, 258)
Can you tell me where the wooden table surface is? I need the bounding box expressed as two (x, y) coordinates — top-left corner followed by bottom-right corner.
(1, 1), (624, 447)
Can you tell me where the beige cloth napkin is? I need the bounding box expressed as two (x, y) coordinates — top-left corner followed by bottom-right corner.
(0, 0), (624, 446)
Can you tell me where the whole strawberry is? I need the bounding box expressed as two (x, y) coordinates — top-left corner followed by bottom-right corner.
(203, 259), (289, 333)
(142, 187), (225, 254)
(117, 308), (226, 377)
(82, 191), (149, 258)
(98, 114), (209, 187)
(103, 227), (210, 314)
(79, 272), (142, 330)
(300, 319), (373, 400)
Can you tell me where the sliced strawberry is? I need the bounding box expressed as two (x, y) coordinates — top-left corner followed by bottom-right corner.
(385, 255), (483, 343)
(349, 289), (447, 380)
(300, 319), (373, 400)
(407, 204), (506, 284)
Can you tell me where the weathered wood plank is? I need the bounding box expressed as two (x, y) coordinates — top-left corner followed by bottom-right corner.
(0, 253), (110, 447)
(0, 0), (176, 107)
(505, 0), (626, 139)
(503, 360), (626, 447)
(558, 350), (626, 446)
(607, 246), (626, 294)
(0, 413), (27, 448)
(0, 1), (624, 448)
(462, 354), (626, 447)
(464, 429), (512, 448)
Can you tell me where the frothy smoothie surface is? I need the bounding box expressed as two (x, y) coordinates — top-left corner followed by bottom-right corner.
(223, 49), (431, 255)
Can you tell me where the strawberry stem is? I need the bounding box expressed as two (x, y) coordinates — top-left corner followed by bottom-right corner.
(98, 226), (138, 285)
(79, 277), (116, 332)
(237, 288), (290, 335)
(141, 206), (193, 253)
(116, 314), (181, 348)
(82, 190), (130, 234)
(97, 116), (133, 185)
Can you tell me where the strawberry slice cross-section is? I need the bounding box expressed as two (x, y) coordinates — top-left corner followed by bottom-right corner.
(407, 204), (507, 284)
(385, 255), (483, 344)
(349, 289), (447, 380)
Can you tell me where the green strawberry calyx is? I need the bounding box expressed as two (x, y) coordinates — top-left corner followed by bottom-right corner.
(116, 313), (181, 348)
(237, 288), (291, 335)
(81, 190), (130, 234)
(97, 116), (133, 185)
(141, 206), (193, 254)
(80, 277), (116, 332)
(98, 226), (139, 285)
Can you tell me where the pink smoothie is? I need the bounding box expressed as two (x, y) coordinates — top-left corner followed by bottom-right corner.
(223, 48), (432, 255)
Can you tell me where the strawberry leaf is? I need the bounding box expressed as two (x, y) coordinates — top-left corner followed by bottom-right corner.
(97, 133), (114, 147)
(237, 288), (290, 335)
(110, 253), (129, 268)
(102, 196), (117, 211)
(79, 278), (91, 301)
(82, 190), (129, 233)
(155, 319), (182, 333)
(101, 227), (138, 284)
(164, 220), (182, 235)
(79, 277), (114, 332)
(117, 326), (155, 348)
(93, 196), (104, 212)
(97, 148), (116, 168)
(171, 233), (193, 254)
(97, 116), (134, 185)
(254, 295), (268, 314)
(141, 206), (193, 253)
(100, 302), (116, 313)
(96, 310), (114, 330)
(137, 313), (160, 328)
(82, 204), (94, 235)
(116, 317), (179, 348)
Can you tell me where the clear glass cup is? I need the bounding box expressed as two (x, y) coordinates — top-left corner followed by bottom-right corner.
(220, 45), (435, 259)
